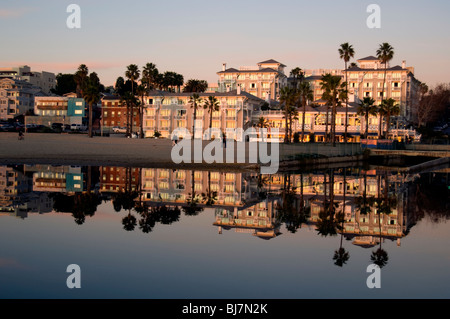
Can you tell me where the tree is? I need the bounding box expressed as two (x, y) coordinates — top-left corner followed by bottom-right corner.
(142, 63), (159, 92)
(379, 98), (400, 138)
(339, 43), (355, 143)
(321, 74), (347, 145)
(83, 78), (101, 138)
(204, 96), (220, 139)
(189, 94), (203, 138)
(357, 97), (378, 139)
(416, 83), (450, 128)
(290, 67), (304, 89)
(376, 43), (394, 104)
(297, 81), (314, 142)
(51, 73), (77, 96)
(136, 84), (146, 138)
(74, 64), (89, 98)
(125, 64), (140, 95)
(279, 86), (298, 143)
(183, 79), (208, 93)
(257, 117), (269, 129)
(120, 91), (139, 137)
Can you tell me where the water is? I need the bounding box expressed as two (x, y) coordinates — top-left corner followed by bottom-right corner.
(0, 164), (449, 299)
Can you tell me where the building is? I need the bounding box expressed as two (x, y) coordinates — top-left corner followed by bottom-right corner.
(345, 56), (421, 122)
(0, 78), (44, 121)
(217, 59), (288, 101)
(142, 89), (264, 140)
(101, 95), (141, 134)
(25, 96), (85, 128)
(253, 102), (380, 142)
(0, 65), (56, 94)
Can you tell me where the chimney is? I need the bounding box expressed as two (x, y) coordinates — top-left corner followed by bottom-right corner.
(402, 60), (406, 69)
(226, 85), (230, 92)
(237, 84), (241, 95)
(222, 63), (226, 72)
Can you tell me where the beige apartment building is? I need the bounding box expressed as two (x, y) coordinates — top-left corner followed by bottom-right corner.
(142, 89), (264, 140)
(217, 59), (288, 101)
(345, 56), (420, 122)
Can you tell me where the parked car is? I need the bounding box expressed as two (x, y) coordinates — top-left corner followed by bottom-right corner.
(112, 126), (127, 133)
(71, 124), (87, 131)
(51, 123), (63, 130)
(0, 124), (15, 132)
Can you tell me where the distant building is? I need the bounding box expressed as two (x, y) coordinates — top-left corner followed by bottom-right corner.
(217, 59), (288, 101)
(0, 78), (44, 121)
(0, 65), (56, 94)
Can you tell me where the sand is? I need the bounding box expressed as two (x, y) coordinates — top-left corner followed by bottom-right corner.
(0, 132), (260, 171)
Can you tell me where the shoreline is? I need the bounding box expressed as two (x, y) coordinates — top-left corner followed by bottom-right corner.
(0, 132), (368, 171)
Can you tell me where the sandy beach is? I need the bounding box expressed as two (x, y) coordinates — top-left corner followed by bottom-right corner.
(0, 132), (260, 170)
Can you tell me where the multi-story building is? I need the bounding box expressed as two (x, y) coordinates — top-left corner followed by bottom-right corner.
(0, 78), (43, 120)
(217, 59), (288, 101)
(253, 103), (380, 142)
(0, 65), (56, 94)
(101, 95), (141, 134)
(25, 96), (85, 127)
(345, 56), (421, 122)
(142, 89), (264, 140)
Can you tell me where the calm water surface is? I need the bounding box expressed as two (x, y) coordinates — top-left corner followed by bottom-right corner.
(0, 164), (449, 299)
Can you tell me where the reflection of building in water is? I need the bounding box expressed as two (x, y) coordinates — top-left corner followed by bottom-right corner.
(100, 166), (140, 193)
(139, 168), (256, 208)
(213, 198), (281, 240)
(26, 165), (84, 193)
(276, 170), (413, 247)
(0, 166), (53, 219)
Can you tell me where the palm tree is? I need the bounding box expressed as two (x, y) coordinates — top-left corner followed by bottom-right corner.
(357, 97), (377, 139)
(142, 63), (159, 91)
(376, 43), (394, 104)
(379, 98), (400, 138)
(290, 67), (304, 89)
(204, 96), (220, 139)
(339, 43), (355, 143)
(320, 74), (347, 146)
(279, 86), (298, 143)
(136, 84), (146, 138)
(125, 64), (140, 95)
(189, 94), (203, 139)
(74, 64), (89, 98)
(120, 91), (139, 137)
(297, 81), (313, 142)
(83, 80), (100, 138)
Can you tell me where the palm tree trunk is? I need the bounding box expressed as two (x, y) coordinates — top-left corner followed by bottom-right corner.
(332, 101), (337, 146)
(365, 113), (369, 139)
(88, 103), (93, 138)
(344, 61), (348, 144)
(301, 102), (306, 142)
(284, 107), (289, 144)
(325, 107), (329, 143)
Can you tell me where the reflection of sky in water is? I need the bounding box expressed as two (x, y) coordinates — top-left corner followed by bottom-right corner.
(1, 200), (449, 299)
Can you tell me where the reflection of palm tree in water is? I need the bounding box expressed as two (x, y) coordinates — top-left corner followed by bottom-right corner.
(316, 169), (344, 237)
(333, 168), (350, 267)
(277, 173), (311, 234)
(371, 172), (395, 268)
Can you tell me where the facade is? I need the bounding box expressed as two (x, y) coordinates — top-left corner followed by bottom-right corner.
(345, 56), (420, 122)
(0, 65), (56, 94)
(253, 103), (381, 142)
(0, 78), (43, 120)
(25, 96), (85, 127)
(142, 89), (263, 139)
(101, 95), (141, 134)
(217, 59), (288, 101)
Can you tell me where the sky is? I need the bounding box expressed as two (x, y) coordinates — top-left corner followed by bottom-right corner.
(1, 0), (450, 87)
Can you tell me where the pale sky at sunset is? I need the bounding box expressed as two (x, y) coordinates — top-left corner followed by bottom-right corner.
(2, 0), (449, 87)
